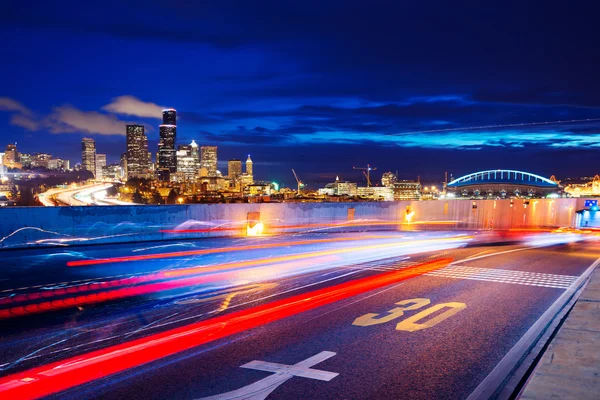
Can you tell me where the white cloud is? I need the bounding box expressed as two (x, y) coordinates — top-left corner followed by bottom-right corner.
(10, 114), (40, 131)
(102, 95), (165, 118)
(47, 105), (130, 135)
(0, 97), (33, 116)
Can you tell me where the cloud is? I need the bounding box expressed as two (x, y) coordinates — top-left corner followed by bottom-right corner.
(0, 97), (33, 116)
(10, 114), (40, 130)
(47, 105), (131, 135)
(102, 95), (165, 118)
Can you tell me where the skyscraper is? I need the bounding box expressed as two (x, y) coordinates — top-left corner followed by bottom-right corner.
(126, 125), (149, 178)
(4, 143), (18, 168)
(246, 154), (253, 176)
(95, 154), (106, 180)
(176, 141), (200, 182)
(81, 138), (96, 177)
(157, 109), (177, 180)
(201, 146), (218, 176)
(228, 158), (242, 180)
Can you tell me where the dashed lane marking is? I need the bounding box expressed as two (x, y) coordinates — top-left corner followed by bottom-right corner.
(426, 265), (577, 289)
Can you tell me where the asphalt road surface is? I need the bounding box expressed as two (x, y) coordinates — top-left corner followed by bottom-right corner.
(0, 230), (597, 399)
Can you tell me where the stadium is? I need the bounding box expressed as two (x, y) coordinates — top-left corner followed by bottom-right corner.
(446, 169), (562, 199)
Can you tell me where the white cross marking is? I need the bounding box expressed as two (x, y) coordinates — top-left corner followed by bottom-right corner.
(198, 351), (338, 400)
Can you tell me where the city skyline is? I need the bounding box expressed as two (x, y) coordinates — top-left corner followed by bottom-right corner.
(1, 2), (600, 184)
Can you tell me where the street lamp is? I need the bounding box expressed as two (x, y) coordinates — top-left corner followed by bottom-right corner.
(177, 197), (184, 204)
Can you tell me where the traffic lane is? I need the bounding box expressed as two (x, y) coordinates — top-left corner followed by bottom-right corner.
(0, 231), (472, 291)
(55, 244), (597, 399)
(0, 253), (434, 376)
(0, 242), (563, 378)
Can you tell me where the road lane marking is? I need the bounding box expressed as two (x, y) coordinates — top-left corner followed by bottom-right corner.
(353, 298), (466, 331)
(426, 265), (577, 289)
(197, 351), (338, 400)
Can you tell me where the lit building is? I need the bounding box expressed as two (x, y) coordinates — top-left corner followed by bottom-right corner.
(381, 171), (397, 187)
(0, 153), (5, 177)
(18, 153), (31, 169)
(31, 153), (52, 169)
(393, 180), (422, 200)
(102, 164), (121, 181)
(126, 125), (150, 178)
(246, 154), (253, 176)
(565, 175), (600, 197)
(95, 154), (107, 180)
(246, 182), (273, 196)
(47, 158), (69, 171)
(176, 141), (200, 182)
(4, 144), (19, 169)
(228, 158), (242, 180)
(201, 146), (218, 176)
(120, 153), (127, 179)
(158, 109), (177, 179)
(318, 176), (357, 196)
(81, 138), (96, 177)
(357, 186), (394, 201)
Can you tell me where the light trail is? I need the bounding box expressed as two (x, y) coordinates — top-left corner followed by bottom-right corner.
(66, 235), (402, 267)
(0, 235), (471, 317)
(0, 258), (451, 399)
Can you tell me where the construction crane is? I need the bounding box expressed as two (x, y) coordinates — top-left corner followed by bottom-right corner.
(353, 164), (377, 187)
(292, 169), (303, 195)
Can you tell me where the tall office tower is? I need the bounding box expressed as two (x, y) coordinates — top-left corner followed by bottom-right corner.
(95, 154), (107, 180)
(201, 146), (218, 176)
(126, 125), (149, 178)
(158, 109), (177, 179)
(81, 138), (96, 177)
(246, 154), (253, 176)
(190, 140), (200, 168)
(4, 143), (18, 168)
(228, 158), (242, 180)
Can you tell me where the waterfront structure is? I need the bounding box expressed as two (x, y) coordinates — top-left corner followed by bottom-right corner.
(201, 146), (218, 176)
(158, 109), (177, 179)
(81, 138), (96, 177)
(126, 125), (150, 178)
(393, 181), (422, 200)
(95, 154), (107, 180)
(446, 169), (560, 198)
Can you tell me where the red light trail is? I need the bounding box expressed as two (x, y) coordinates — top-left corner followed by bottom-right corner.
(0, 258), (450, 399)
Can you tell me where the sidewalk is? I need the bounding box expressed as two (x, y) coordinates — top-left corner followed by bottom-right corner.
(519, 267), (600, 399)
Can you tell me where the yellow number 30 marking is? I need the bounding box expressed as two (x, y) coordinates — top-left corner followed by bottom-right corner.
(352, 298), (466, 332)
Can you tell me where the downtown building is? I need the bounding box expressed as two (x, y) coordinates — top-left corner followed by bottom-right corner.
(81, 138), (96, 177)
(200, 146), (218, 176)
(126, 125), (150, 179)
(95, 154), (106, 180)
(176, 140), (200, 182)
(157, 109), (177, 181)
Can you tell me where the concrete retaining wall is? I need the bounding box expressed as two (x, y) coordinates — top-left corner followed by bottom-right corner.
(0, 198), (589, 250)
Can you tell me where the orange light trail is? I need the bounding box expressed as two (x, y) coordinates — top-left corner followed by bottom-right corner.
(0, 258), (451, 399)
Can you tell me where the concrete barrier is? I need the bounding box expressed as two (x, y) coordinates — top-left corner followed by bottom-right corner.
(0, 198), (590, 250)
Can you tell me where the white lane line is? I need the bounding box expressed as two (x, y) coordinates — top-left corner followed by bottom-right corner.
(198, 351), (338, 400)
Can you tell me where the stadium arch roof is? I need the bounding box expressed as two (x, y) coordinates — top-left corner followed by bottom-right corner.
(447, 170), (558, 188)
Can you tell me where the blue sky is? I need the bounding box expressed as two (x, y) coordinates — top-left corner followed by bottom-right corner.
(1, 1), (600, 185)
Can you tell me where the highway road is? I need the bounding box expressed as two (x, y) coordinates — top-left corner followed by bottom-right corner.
(0, 230), (597, 399)
(38, 183), (131, 206)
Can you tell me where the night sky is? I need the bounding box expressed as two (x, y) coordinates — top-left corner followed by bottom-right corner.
(1, 1), (599, 186)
